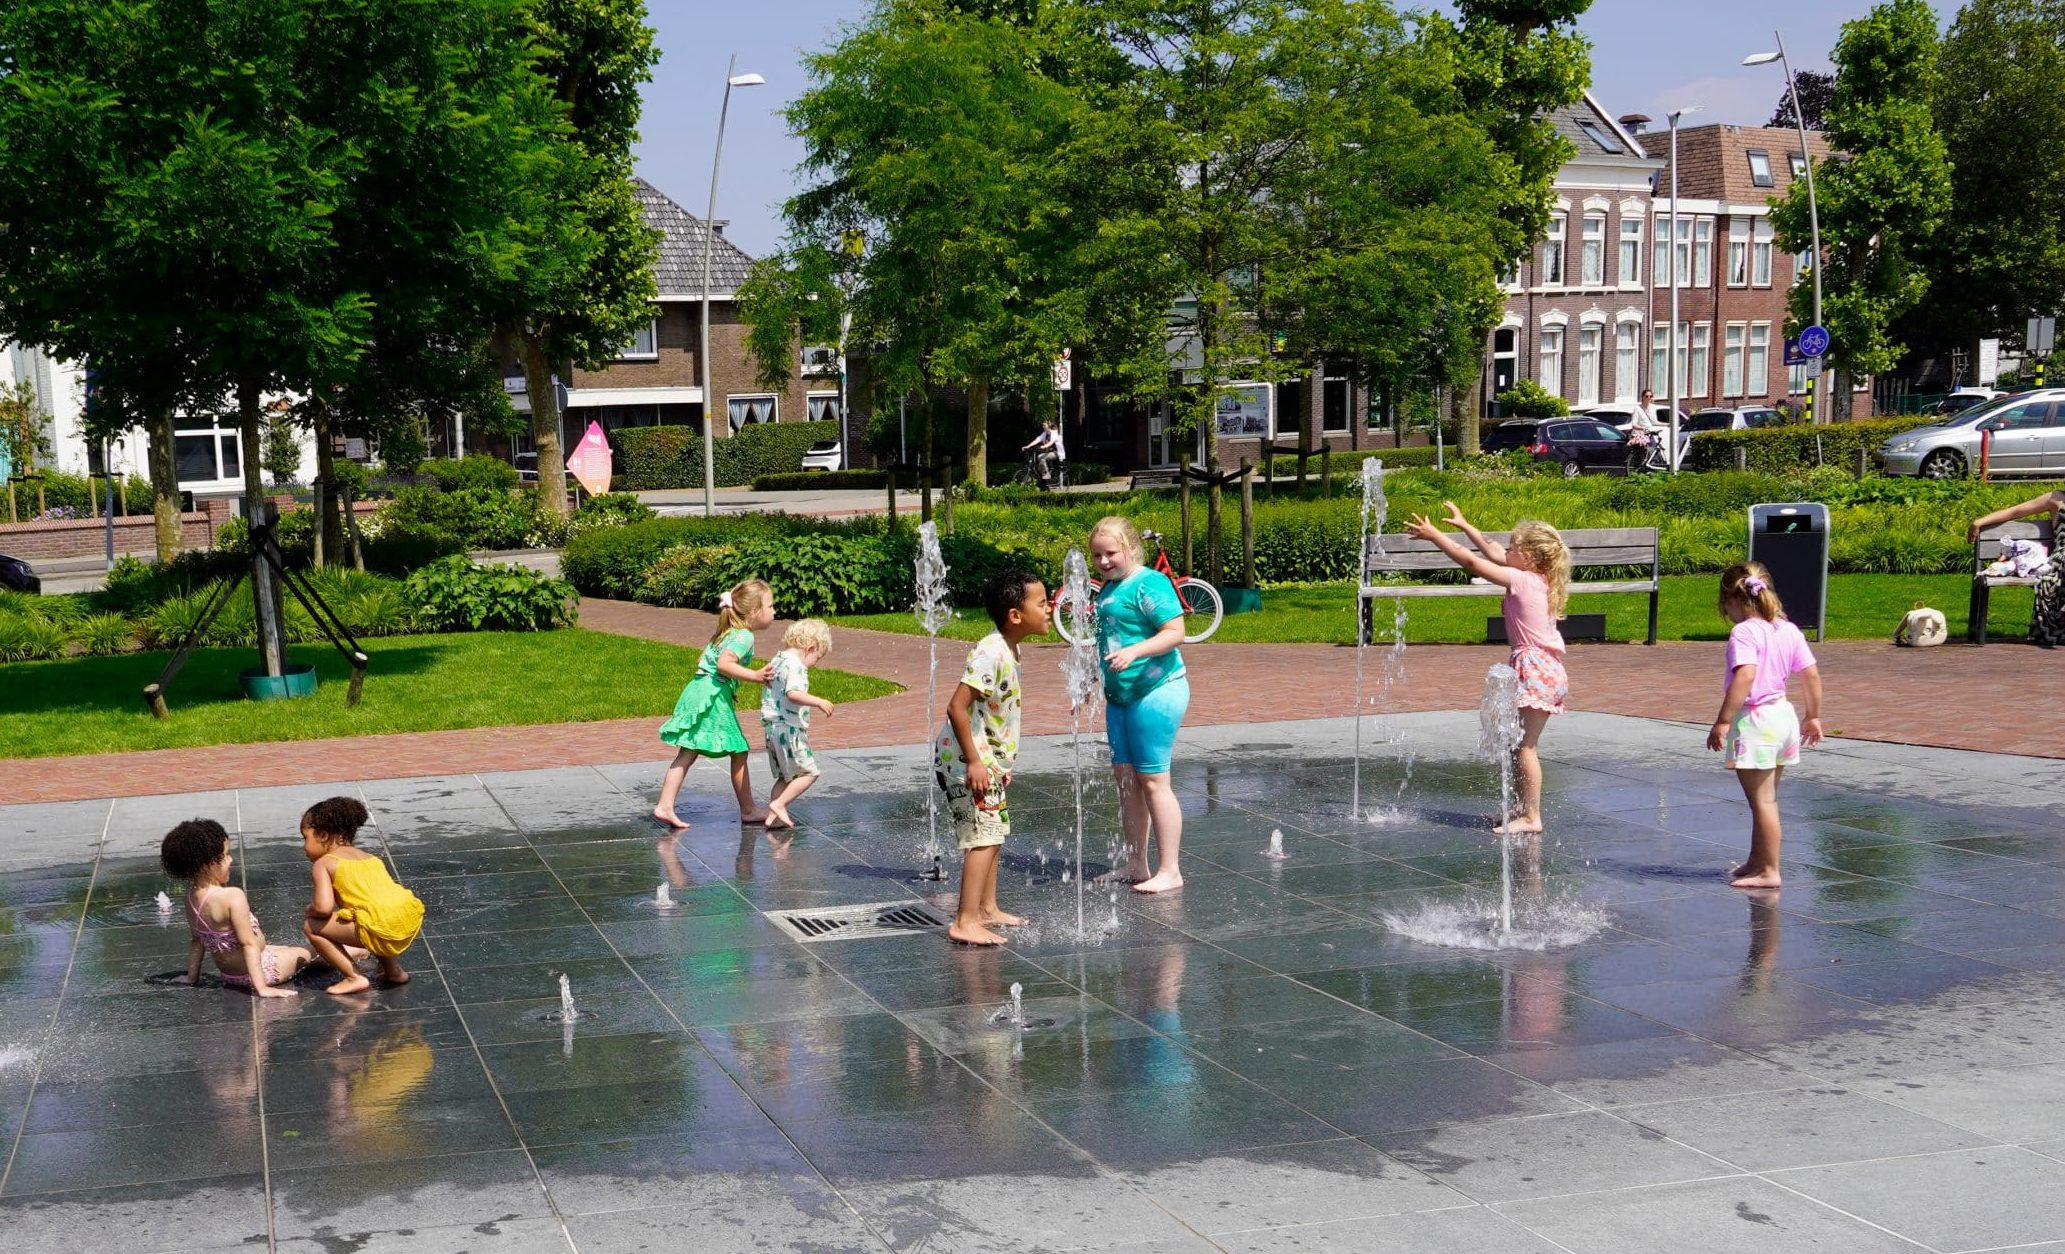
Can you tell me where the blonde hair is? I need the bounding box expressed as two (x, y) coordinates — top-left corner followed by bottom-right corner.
(1508, 521), (1571, 618)
(1719, 561), (1785, 622)
(712, 579), (772, 641)
(782, 618), (832, 656)
(1089, 515), (1143, 566)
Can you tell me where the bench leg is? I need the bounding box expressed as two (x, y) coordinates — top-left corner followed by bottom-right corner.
(1646, 590), (1659, 645)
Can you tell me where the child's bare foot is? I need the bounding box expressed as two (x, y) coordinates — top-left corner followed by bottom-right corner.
(764, 803), (793, 830)
(983, 908), (1026, 926)
(1094, 863), (1150, 885)
(653, 806), (690, 830)
(1492, 818), (1543, 835)
(947, 920), (1007, 946)
(1133, 869), (1184, 894)
(739, 812), (768, 827)
(1730, 870), (1782, 889)
(345, 945), (371, 963)
(326, 973), (373, 996)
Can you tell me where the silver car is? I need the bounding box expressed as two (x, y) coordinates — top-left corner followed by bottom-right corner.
(1879, 389), (2065, 479)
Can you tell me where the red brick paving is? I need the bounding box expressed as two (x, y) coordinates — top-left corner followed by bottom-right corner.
(5, 597), (2061, 804)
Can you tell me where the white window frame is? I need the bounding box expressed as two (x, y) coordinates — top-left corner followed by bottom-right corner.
(1651, 325), (1670, 395)
(1693, 218), (1713, 287)
(805, 392), (842, 423)
(172, 423), (243, 488)
(1748, 323), (1772, 397)
(615, 319), (659, 361)
(1614, 319), (1641, 403)
(1689, 323), (1712, 398)
(1580, 212), (1606, 287)
(1746, 149), (1774, 188)
(1618, 215), (1643, 288)
(1788, 152), (1808, 179)
(1540, 214), (1566, 287)
(1727, 220), (1750, 288)
(1577, 323), (1602, 407)
(1790, 360), (1809, 395)
(1538, 326), (1564, 398)
(1723, 322), (1746, 397)
(1752, 220), (1774, 287)
(727, 393), (779, 432)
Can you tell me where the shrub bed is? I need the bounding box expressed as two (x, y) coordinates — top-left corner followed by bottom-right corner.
(612, 421), (839, 491)
(1683, 417), (1916, 474)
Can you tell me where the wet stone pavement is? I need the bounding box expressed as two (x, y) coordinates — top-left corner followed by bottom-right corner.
(3, 712), (2065, 1253)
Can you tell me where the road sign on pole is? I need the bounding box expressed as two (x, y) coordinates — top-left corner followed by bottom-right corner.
(1797, 324), (1830, 359)
(2027, 315), (2056, 357)
(1052, 348), (1072, 391)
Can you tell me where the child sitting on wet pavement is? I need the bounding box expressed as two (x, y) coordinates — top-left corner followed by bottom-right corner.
(161, 818), (312, 997)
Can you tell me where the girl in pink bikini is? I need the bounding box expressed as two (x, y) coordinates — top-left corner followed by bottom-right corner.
(161, 819), (313, 997)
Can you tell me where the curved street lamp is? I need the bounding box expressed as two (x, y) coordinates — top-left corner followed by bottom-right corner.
(699, 58), (765, 516)
(1746, 37), (1824, 394)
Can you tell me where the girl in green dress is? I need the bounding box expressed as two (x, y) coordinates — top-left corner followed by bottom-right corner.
(654, 579), (776, 829)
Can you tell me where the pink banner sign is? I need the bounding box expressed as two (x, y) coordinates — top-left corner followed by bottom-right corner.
(566, 420), (613, 496)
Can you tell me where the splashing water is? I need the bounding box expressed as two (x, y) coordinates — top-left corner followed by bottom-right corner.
(988, 980), (1026, 1029)
(557, 973), (578, 1024)
(1060, 549), (1105, 939)
(914, 522), (952, 880)
(654, 883), (672, 909)
(155, 891), (173, 914)
(1378, 662), (1606, 951)
(1350, 459), (1407, 820)
(1261, 829), (1288, 861)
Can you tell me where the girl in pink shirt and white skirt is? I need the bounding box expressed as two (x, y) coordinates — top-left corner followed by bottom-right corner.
(1706, 562), (1825, 889)
(1406, 504), (1572, 835)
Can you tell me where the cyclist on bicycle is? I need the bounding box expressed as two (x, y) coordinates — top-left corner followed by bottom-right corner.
(1021, 420), (1060, 491)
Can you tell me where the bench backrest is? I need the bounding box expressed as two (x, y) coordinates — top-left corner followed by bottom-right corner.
(1974, 518), (2056, 571)
(1364, 526), (1660, 574)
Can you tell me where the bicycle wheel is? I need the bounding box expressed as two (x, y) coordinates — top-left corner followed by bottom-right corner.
(1174, 577), (1223, 643)
(1052, 582), (1100, 645)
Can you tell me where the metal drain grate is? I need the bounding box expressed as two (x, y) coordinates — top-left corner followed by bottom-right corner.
(765, 900), (951, 943)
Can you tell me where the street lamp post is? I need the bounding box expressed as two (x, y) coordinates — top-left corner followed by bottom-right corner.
(1746, 37), (1824, 421)
(699, 55), (765, 517)
(1667, 105), (1702, 472)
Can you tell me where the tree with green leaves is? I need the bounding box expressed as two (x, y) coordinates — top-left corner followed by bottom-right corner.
(1771, 0), (1951, 408)
(487, 0), (660, 517)
(1911, 0), (2065, 357)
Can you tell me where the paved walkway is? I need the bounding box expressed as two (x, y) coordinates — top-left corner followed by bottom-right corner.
(5, 597), (2060, 805)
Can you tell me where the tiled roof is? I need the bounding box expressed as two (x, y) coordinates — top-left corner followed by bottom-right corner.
(1550, 95), (1655, 166)
(634, 176), (757, 297)
(1640, 125), (1835, 203)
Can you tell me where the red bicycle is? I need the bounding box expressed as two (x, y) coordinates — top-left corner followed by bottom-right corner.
(1052, 529), (1224, 645)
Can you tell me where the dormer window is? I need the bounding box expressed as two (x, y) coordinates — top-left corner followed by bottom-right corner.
(1576, 120), (1623, 154)
(1746, 150), (1774, 188)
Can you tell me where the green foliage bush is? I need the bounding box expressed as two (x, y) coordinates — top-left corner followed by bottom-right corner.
(639, 543), (738, 608)
(1682, 417), (1915, 474)
(403, 556), (576, 632)
(1495, 380), (1570, 418)
(72, 612), (137, 655)
(611, 420), (840, 491)
(362, 520), (469, 576)
(561, 514), (811, 598)
(0, 610), (68, 660)
(572, 492), (654, 529)
(422, 454), (521, 494)
(9, 470), (154, 518)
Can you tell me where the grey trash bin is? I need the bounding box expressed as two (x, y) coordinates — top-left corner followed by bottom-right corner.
(1747, 502), (1829, 641)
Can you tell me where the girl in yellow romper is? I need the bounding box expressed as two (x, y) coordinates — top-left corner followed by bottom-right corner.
(302, 796), (425, 995)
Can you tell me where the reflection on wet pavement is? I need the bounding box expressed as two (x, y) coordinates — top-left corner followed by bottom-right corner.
(2, 712), (2064, 1252)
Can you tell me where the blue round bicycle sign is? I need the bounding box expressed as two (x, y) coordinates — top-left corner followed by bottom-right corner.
(1798, 324), (1830, 358)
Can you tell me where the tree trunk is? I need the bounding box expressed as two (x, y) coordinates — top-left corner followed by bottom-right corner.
(514, 330), (570, 516)
(312, 403), (344, 565)
(965, 375), (989, 488)
(147, 407), (180, 563)
(238, 374), (286, 678)
(1456, 369), (1483, 457)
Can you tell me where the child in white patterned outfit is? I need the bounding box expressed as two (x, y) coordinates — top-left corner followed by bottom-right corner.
(1707, 562), (1823, 889)
(936, 569), (1050, 946)
(761, 618), (836, 830)
(1405, 503), (1571, 835)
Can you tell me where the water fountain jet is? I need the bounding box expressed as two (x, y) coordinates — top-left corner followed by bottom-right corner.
(912, 522), (952, 883)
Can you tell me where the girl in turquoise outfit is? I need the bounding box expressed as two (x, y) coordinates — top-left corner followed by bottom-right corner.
(654, 579), (776, 829)
(1090, 516), (1190, 895)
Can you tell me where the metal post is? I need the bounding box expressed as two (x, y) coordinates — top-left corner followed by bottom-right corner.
(699, 56), (763, 517)
(837, 303), (852, 470)
(102, 444), (115, 569)
(1668, 109), (1688, 472)
(1775, 34), (1823, 344)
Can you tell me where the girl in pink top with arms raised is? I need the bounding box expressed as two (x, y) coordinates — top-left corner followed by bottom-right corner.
(1707, 561), (1824, 889)
(1405, 503), (1572, 835)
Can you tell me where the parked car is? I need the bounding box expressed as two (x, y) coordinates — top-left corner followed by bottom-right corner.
(1578, 402), (1676, 432)
(798, 440), (843, 472)
(1483, 417), (1633, 477)
(1918, 389), (2002, 418)
(0, 552), (39, 594)
(1683, 406), (1785, 435)
(1879, 389), (2065, 479)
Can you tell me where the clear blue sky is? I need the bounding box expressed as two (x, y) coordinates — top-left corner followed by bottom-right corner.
(634, 0), (1960, 259)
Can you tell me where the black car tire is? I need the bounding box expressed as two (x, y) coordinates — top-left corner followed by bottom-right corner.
(1560, 458), (1583, 478)
(1919, 449), (1966, 480)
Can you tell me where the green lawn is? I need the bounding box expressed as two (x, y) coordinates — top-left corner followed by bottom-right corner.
(832, 574), (2027, 647)
(0, 629), (900, 759)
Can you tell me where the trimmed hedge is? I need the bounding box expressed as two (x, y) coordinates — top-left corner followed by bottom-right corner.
(612, 421), (839, 491)
(561, 514), (839, 599)
(1683, 418), (1915, 474)
(753, 469), (890, 491)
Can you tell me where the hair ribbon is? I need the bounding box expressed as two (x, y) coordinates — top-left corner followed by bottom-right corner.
(719, 591), (734, 609)
(1743, 575), (1767, 596)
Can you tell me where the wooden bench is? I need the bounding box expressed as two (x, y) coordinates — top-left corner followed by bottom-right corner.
(1128, 467), (1181, 490)
(1360, 526), (1662, 645)
(1968, 518), (2055, 645)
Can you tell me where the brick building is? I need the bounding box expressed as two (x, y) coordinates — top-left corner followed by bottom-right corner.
(498, 178), (833, 457)
(1637, 123), (1868, 418)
